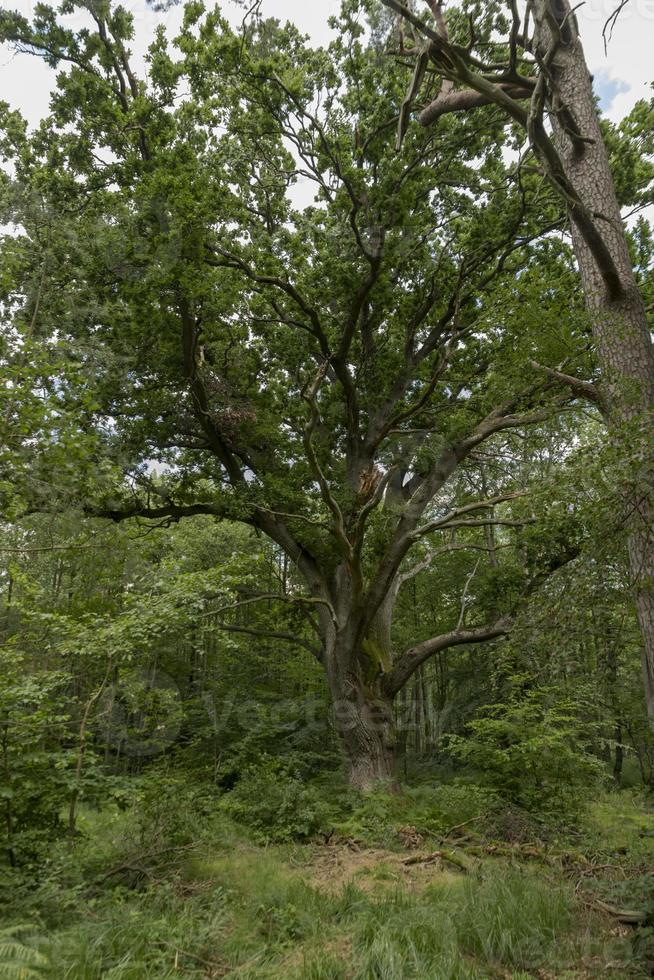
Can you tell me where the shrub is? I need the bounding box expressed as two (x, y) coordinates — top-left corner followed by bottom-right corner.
(333, 782), (500, 846)
(403, 783), (501, 836)
(445, 686), (606, 817)
(0, 650), (74, 867)
(219, 756), (330, 842)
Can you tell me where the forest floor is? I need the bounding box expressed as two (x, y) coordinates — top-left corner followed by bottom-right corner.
(2, 785), (654, 979)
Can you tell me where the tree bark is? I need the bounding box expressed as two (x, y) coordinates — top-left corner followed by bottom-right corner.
(324, 585), (398, 790)
(530, 0), (654, 724)
(326, 652), (397, 790)
(336, 685), (397, 790)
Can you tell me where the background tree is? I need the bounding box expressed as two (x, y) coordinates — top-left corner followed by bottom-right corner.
(382, 0), (654, 724)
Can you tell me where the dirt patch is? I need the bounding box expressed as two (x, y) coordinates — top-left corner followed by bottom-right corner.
(303, 842), (463, 895)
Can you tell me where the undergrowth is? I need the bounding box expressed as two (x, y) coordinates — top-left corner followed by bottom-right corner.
(1, 774), (652, 979)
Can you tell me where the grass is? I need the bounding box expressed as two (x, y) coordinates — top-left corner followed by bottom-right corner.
(2, 787), (653, 979)
(581, 788), (654, 861)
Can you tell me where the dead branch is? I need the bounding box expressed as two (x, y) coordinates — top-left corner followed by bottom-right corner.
(402, 849), (472, 872)
(529, 360), (603, 409)
(420, 83), (534, 127)
(602, 0), (631, 54)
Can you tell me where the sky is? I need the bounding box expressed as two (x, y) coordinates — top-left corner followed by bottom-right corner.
(0, 0), (651, 131)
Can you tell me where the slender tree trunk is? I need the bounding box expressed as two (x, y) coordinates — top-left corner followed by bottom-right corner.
(613, 722), (624, 786)
(532, 0), (654, 722)
(633, 563), (654, 719)
(1, 723), (16, 868)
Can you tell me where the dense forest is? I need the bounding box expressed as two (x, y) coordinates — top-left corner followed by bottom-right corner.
(0, 0), (653, 976)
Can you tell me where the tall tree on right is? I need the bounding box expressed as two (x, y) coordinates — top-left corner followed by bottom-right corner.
(382, 0), (654, 721)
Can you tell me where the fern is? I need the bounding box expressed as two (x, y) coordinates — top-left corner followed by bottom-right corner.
(0, 926), (48, 979)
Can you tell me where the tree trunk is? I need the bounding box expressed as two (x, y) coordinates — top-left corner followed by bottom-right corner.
(632, 549), (654, 719)
(338, 684), (396, 790)
(326, 655), (397, 788)
(532, 0), (654, 722)
(324, 591), (398, 790)
(613, 722), (624, 785)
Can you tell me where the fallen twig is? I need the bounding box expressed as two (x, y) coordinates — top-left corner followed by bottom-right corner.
(402, 849), (471, 873)
(96, 842), (199, 884)
(581, 897), (648, 925)
(441, 813), (489, 838)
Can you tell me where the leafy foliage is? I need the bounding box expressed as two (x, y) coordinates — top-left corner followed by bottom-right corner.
(0, 926), (48, 979)
(220, 756), (331, 842)
(446, 682), (606, 816)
